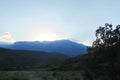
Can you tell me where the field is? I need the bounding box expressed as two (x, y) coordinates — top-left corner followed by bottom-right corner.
(0, 71), (83, 80)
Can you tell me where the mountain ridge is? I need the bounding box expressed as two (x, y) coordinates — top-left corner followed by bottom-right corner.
(0, 40), (87, 57)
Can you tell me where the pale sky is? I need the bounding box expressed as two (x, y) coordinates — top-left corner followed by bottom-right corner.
(0, 0), (120, 45)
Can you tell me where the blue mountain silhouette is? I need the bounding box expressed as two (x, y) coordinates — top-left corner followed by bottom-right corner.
(0, 40), (87, 57)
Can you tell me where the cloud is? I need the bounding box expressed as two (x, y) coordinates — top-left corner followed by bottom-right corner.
(0, 32), (15, 43)
(66, 38), (92, 46)
(77, 40), (92, 46)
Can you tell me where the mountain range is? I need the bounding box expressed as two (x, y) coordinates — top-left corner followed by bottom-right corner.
(0, 40), (87, 57)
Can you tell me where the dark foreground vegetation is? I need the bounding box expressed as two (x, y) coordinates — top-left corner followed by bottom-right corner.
(0, 71), (83, 80)
(53, 23), (120, 80)
(0, 23), (120, 80)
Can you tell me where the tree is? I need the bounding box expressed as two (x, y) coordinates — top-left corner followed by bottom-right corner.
(91, 23), (120, 80)
(92, 23), (120, 48)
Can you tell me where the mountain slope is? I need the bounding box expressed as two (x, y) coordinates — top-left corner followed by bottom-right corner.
(2, 40), (87, 57)
(0, 48), (69, 69)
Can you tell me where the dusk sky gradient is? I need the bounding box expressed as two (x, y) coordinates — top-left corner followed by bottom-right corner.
(0, 0), (120, 45)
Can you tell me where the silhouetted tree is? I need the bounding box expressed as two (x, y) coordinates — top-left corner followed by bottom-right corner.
(92, 23), (120, 48)
(92, 23), (120, 80)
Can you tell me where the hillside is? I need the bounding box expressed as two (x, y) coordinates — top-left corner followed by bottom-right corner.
(0, 48), (69, 70)
(52, 46), (120, 80)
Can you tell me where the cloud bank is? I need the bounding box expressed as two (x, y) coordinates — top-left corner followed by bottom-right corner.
(0, 32), (15, 43)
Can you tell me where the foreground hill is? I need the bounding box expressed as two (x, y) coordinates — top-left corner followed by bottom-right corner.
(0, 40), (87, 57)
(53, 47), (120, 80)
(0, 48), (69, 70)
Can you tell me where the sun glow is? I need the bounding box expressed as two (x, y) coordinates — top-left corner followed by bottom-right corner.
(33, 33), (61, 41)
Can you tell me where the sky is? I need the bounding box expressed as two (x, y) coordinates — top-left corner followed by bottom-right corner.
(0, 0), (120, 46)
